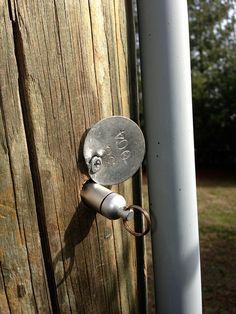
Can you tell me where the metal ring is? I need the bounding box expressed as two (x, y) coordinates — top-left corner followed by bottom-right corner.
(123, 205), (151, 237)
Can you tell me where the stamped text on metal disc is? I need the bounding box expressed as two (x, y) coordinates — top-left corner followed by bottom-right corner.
(83, 116), (145, 185)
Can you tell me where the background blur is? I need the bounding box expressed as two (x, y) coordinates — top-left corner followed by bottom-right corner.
(188, 1), (236, 312)
(189, 0), (236, 168)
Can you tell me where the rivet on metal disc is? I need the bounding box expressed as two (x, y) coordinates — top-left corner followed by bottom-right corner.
(83, 116), (145, 185)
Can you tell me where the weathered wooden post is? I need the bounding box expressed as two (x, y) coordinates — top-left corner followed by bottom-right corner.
(0, 0), (145, 312)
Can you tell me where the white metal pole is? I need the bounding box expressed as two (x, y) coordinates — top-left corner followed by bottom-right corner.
(137, 0), (202, 313)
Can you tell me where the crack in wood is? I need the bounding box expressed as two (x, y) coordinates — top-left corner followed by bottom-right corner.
(0, 262), (11, 313)
(6, 1), (59, 312)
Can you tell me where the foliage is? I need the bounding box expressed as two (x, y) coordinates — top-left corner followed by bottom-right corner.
(188, 0), (236, 166)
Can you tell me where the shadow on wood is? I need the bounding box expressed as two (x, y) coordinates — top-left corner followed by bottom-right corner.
(53, 202), (96, 287)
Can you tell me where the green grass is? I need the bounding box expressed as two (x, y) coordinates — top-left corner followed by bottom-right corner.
(197, 174), (236, 314)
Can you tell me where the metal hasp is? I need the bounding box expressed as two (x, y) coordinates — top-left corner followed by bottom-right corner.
(137, 0), (202, 313)
(81, 182), (134, 220)
(83, 116), (145, 185)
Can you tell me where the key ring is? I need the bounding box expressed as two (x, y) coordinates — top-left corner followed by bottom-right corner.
(123, 205), (151, 237)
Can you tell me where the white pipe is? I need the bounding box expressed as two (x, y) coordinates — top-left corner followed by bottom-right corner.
(137, 1), (202, 313)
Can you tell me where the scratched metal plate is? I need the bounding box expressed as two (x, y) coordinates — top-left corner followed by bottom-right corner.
(83, 116), (145, 185)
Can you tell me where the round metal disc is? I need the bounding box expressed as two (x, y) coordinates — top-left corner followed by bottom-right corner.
(83, 116), (145, 185)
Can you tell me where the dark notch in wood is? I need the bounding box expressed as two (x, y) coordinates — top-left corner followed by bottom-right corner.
(0, 262), (11, 311)
(7, 1), (59, 312)
(125, 0), (147, 313)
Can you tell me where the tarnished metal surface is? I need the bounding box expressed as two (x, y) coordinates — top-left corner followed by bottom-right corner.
(83, 116), (145, 185)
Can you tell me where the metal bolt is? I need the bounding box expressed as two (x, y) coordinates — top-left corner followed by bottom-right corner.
(90, 156), (102, 173)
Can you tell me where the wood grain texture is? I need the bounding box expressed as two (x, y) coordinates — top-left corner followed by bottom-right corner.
(0, 1), (51, 313)
(1, 0), (142, 312)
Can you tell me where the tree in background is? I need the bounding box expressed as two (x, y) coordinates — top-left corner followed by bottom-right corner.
(188, 0), (236, 167)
